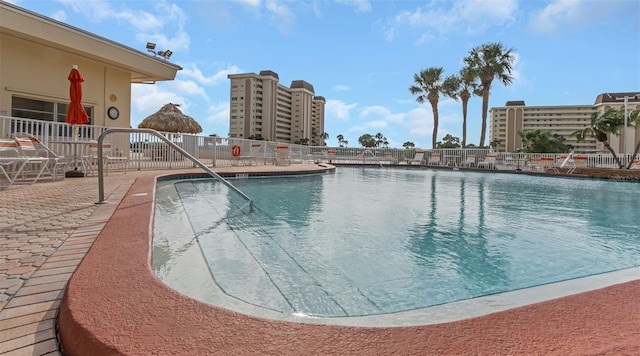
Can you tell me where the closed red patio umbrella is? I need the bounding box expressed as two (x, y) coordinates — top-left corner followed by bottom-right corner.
(65, 65), (90, 177)
(67, 65), (89, 127)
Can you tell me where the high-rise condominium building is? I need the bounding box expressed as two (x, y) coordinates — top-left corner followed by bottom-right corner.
(228, 70), (326, 145)
(489, 92), (640, 154)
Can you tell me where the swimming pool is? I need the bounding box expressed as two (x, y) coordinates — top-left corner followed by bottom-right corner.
(152, 167), (640, 321)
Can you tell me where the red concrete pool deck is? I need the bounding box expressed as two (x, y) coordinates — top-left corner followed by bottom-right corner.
(1, 165), (639, 355)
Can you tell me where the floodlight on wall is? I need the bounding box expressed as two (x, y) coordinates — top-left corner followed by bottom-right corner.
(157, 50), (173, 60)
(146, 42), (172, 60)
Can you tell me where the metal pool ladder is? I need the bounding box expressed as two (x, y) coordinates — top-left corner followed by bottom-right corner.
(95, 128), (254, 212)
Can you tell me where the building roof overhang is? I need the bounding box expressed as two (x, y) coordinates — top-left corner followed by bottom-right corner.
(0, 2), (181, 83)
(594, 92), (640, 105)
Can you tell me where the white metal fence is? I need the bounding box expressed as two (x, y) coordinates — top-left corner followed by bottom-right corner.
(1, 115), (634, 173)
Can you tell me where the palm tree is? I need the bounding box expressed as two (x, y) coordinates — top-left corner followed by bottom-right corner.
(337, 134), (345, 147)
(409, 67), (459, 149)
(375, 132), (384, 147)
(625, 110), (640, 168)
(322, 132), (329, 146)
(457, 66), (482, 147)
(464, 42), (516, 147)
(571, 108), (637, 168)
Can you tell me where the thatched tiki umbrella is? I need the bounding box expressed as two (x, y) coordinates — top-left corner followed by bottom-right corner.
(138, 103), (202, 161)
(138, 103), (202, 134)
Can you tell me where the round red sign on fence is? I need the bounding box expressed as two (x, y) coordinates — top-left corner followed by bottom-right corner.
(231, 145), (241, 157)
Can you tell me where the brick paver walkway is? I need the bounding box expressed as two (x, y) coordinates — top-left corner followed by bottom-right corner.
(0, 171), (167, 355)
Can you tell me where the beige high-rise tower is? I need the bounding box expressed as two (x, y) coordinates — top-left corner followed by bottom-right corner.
(489, 92), (640, 154)
(228, 70), (326, 145)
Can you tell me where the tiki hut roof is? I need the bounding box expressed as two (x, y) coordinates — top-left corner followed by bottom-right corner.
(138, 103), (202, 134)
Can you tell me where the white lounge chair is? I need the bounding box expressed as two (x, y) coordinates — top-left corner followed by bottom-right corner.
(405, 150), (425, 165)
(274, 145), (290, 166)
(325, 149), (337, 163)
(541, 156), (559, 173)
(427, 153), (441, 166)
(527, 157), (544, 172)
(86, 142), (129, 175)
(240, 143), (263, 166)
(13, 136), (49, 184)
(555, 152), (574, 172)
(12, 133), (67, 181)
(478, 154), (497, 169)
(383, 151), (397, 164)
(462, 154), (476, 167)
(0, 139), (28, 190)
(568, 155), (589, 174)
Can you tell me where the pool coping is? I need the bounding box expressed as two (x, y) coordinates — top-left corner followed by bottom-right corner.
(57, 165), (640, 355)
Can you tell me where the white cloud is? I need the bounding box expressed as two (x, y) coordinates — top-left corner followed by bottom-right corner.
(179, 64), (242, 86)
(335, 0), (372, 13)
(404, 107), (432, 139)
(51, 10), (67, 22)
(205, 102), (231, 125)
(359, 105), (404, 123)
(333, 85), (352, 91)
(58, 0), (162, 31)
(529, 0), (606, 34)
(413, 32), (436, 46)
(57, 0), (191, 54)
(235, 0), (261, 7)
(383, 0), (517, 43)
(265, 0), (296, 34)
(130, 83), (189, 126)
(347, 120), (388, 133)
(326, 99), (358, 120)
(359, 105), (389, 117)
(167, 80), (209, 100)
(368, 120), (388, 129)
(438, 112), (460, 124)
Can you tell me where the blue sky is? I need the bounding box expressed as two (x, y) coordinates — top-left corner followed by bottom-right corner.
(12, 0), (640, 148)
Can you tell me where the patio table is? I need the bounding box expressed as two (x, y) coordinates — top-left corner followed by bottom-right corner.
(50, 139), (96, 177)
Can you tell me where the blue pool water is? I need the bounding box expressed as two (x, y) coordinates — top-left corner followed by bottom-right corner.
(152, 167), (640, 318)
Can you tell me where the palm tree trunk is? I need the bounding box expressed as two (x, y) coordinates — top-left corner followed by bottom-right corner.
(480, 84), (491, 147)
(428, 95), (439, 149)
(602, 141), (623, 168)
(461, 90), (470, 147)
(625, 141), (640, 168)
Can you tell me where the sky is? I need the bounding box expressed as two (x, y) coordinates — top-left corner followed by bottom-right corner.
(10, 0), (640, 148)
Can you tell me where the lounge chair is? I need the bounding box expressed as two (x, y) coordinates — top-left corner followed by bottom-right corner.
(274, 145), (290, 166)
(527, 157), (544, 172)
(383, 151), (397, 164)
(477, 154), (497, 169)
(11, 133), (67, 181)
(462, 155), (476, 167)
(631, 160), (640, 169)
(541, 156), (559, 173)
(12, 136), (49, 184)
(405, 150), (425, 165)
(427, 153), (441, 166)
(86, 142), (129, 175)
(555, 152), (574, 172)
(324, 149), (337, 163)
(567, 155), (588, 174)
(0, 139), (28, 190)
(240, 143), (263, 166)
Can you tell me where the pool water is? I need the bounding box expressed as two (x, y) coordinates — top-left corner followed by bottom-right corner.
(152, 167), (640, 318)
